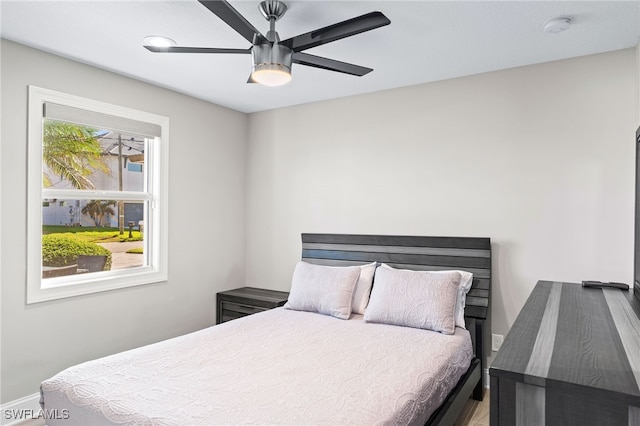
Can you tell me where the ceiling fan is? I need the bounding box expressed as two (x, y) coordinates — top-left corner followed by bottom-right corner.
(143, 0), (391, 86)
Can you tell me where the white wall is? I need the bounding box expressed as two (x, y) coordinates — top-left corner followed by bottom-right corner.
(0, 40), (247, 402)
(246, 48), (638, 339)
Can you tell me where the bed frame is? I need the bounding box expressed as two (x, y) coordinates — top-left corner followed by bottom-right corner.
(301, 233), (491, 426)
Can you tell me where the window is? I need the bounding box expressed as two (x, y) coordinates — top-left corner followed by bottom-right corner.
(128, 163), (143, 173)
(27, 86), (169, 304)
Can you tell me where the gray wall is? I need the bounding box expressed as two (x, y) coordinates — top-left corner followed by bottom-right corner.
(245, 48), (638, 341)
(0, 40), (247, 402)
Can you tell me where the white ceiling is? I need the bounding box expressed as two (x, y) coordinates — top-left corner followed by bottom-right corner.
(2, 1), (639, 113)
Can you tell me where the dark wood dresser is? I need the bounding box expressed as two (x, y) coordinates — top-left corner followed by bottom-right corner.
(490, 280), (640, 426)
(216, 287), (289, 324)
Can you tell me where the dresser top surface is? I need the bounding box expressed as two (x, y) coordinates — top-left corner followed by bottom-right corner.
(490, 280), (640, 399)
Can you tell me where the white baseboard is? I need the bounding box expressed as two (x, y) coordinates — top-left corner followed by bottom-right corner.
(1, 393), (41, 426)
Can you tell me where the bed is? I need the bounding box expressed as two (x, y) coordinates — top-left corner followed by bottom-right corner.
(40, 233), (491, 425)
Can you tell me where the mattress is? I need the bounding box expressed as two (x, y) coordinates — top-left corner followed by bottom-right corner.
(40, 308), (473, 425)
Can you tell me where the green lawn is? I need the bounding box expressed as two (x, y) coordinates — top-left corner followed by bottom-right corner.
(42, 226), (143, 242)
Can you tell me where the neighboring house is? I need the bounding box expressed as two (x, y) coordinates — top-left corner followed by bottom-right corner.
(42, 131), (145, 228)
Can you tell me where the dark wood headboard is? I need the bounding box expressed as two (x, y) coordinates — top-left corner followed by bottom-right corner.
(301, 233), (492, 387)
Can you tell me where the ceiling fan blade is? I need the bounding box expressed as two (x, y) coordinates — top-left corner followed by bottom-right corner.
(282, 11), (390, 52)
(293, 52), (372, 76)
(198, 0), (264, 44)
(144, 46), (250, 54)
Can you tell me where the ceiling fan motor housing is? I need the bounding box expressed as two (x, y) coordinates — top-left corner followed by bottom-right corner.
(251, 42), (292, 76)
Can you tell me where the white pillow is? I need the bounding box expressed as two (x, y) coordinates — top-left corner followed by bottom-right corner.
(351, 262), (377, 314)
(284, 261), (361, 320)
(381, 264), (472, 328)
(364, 266), (460, 335)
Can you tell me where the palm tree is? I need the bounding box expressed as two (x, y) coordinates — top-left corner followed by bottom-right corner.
(81, 200), (117, 227)
(42, 120), (109, 189)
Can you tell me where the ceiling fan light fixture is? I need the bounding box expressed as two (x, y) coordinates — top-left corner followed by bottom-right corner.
(143, 35), (177, 48)
(251, 63), (292, 86)
(250, 42), (293, 86)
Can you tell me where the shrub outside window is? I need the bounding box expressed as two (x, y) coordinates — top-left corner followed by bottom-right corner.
(27, 86), (169, 304)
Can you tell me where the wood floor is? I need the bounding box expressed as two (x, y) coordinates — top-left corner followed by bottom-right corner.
(457, 390), (490, 426)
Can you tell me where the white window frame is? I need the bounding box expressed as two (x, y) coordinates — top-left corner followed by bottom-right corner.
(27, 86), (169, 304)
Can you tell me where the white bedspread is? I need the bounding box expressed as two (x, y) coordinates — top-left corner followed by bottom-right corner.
(41, 308), (473, 425)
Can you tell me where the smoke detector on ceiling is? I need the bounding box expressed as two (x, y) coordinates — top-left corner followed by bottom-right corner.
(544, 17), (572, 34)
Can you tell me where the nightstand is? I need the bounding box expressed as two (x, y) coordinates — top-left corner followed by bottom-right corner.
(216, 287), (289, 324)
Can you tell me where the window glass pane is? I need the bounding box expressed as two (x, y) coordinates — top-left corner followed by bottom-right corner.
(42, 119), (145, 192)
(42, 199), (147, 279)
